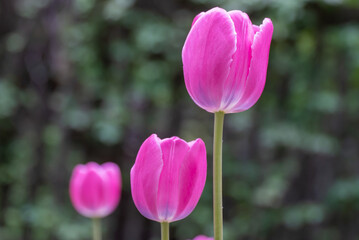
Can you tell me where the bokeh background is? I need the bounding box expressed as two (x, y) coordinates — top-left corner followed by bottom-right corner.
(1, 0), (359, 239)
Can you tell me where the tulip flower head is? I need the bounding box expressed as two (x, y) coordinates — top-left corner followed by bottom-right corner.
(182, 7), (273, 113)
(131, 134), (207, 223)
(69, 162), (121, 218)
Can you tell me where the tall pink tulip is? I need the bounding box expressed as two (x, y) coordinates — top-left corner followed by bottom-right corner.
(182, 7), (273, 240)
(131, 134), (207, 240)
(69, 162), (121, 218)
(182, 7), (273, 113)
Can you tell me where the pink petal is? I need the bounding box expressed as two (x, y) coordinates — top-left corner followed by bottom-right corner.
(191, 12), (204, 27)
(182, 7), (237, 113)
(157, 137), (190, 221)
(229, 18), (273, 113)
(102, 162), (121, 215)
(172, 139), (207, 221)
(253, 25), (260, 34)
(130, 134), (163, 221)
(79, 167), (106, 216)
(70, 164), (89, 216)
(221, 11), (254, 111)
(193, 235), (214, 240)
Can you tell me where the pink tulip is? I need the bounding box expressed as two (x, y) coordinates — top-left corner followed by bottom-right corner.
(69, 162), (121, 218)
(131, 134), (207, 222)
(182, 7), (274, 113)
(191, 235), (214, 240)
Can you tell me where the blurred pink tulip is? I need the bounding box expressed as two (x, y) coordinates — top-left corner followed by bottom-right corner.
(131, 134), (207, 222)
(191, 235), (214, 240)
(182, 7), (273, 113)
(69, 162), (121, 218)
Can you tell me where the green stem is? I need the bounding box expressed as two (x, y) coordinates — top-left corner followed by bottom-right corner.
(213, 111), (225, 240)
(92, 218), (101, 240)
(161, 222), (170, 240)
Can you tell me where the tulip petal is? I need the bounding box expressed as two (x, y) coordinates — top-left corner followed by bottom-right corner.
(102, 162), (121, 215)
(229, 18), (273, 113)
(70, 164), (89, 216)
(193, 235), (214, 240)
(173, 139), (207, 221)
(131, 134), (163, 221)
(191, 12), (205, 27)
(157, 137), (190, 221)
(183, 7), (237, 113)
(221, 11), (254, 111)
(80, 167), (106, 215)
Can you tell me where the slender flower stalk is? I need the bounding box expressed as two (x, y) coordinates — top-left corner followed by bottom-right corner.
(161, 222), (170, 240)
(213, 112), (224, 240)
(92, 218), (101, 240)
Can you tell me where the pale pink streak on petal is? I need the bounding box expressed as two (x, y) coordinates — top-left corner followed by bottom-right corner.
(182, 7), (237, 113)
(157, 137), (190, 221)
(172, 139), (207, 221)
(221, 11), (254, 111)
(130, 134), (163, 221)
(229, 18), (273, 113)
(102, 162), (121, 215)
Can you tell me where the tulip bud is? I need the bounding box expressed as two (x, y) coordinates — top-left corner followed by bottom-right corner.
(182, 7), (273, 113)
(131, 134), (207, 223)
(69, 162), (121, 218)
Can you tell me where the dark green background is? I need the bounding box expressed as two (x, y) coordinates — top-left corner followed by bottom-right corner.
(0, 0), (359, 239)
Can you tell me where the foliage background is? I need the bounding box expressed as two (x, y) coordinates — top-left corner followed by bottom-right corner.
(0, 0), (359, 239)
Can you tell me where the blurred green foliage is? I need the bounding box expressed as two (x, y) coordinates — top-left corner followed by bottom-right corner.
(0, 0), (359, 239)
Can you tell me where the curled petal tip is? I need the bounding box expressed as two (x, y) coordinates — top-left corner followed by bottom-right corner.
(188, 138), (205, 147)
(210, 6), (226, 12)
(263, 17), (273, 24)
(261, 18), (273, 33)
(149, 133), (159, 139)
(192, 12), (205, 27)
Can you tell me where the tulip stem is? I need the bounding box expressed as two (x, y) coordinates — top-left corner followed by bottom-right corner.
(92, 218), (101, 240)
(213, 111), (225, 240)
(161, 222), (170, 240)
